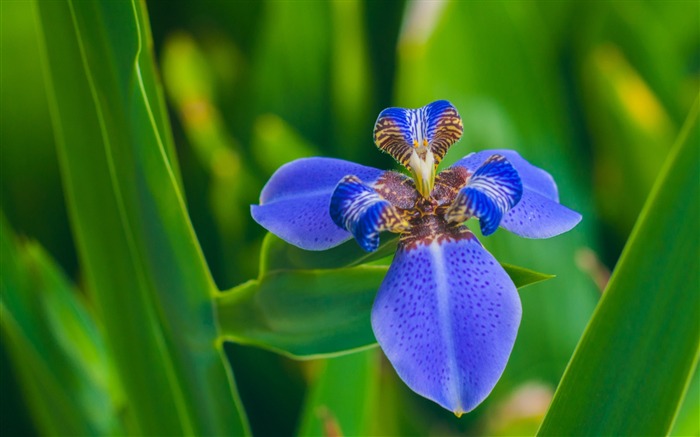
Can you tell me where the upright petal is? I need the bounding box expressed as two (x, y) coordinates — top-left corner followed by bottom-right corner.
(372, 233), (521, 415)
(373, 100), (463, 168)
(446, 155), (523, 236)
(330, 175), (409, 252)
(452, 150), (581, 238)
(251, 157), (384, 250)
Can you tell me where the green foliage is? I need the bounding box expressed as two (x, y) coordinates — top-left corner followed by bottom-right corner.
(1, 0), (697, 435)
(216, 234), (553, 359)
(216, 266), (384, 359)
(1, 217), (120, 436)
(297, 350), (382, 436)
(32, 0), (247, 434)
(538, 101), (700, 436)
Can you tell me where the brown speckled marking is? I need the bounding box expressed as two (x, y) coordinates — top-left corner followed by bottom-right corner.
(432, 166), (470, 206)
(371, 166), (475, 247)
(401, 212), (475, 250)
(374, 171), (419, 210)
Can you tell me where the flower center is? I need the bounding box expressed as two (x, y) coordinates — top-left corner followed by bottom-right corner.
(400, 213), (473, 250)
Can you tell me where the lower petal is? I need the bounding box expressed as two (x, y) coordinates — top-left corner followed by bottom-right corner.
(371, 233), (522, 415)
(501, 190), (582, 238)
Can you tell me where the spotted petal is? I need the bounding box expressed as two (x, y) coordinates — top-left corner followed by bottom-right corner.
(446, 155), (523, 236)
(330, 175), (409, 252)
(452, 150), (582, 238)
(251, 157), (384, 250)
(373, 100), (463, 167)
(371, 233), (522, 415)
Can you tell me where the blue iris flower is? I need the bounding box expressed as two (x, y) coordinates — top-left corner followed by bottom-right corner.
(251, 100), (581, 416)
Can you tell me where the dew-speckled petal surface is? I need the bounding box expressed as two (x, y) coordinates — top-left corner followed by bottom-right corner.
(453, 149), (559, 201)
(501, 190), (582, 238)
(446, 155), (523, 236)
(330, 175), (409, 252)
(373, 100), (463, 167)
(371, 234), (522, 415)
(251, 157), (384, 250)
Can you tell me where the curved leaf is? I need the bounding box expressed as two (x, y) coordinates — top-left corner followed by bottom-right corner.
(216, 262), (552, 359)
(216, 267), (385, 359)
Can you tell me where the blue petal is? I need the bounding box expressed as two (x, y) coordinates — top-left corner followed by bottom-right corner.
(501, 190), (582, 239)
(452, 150), (581, 238)
(446, 155), (523, 236)
(373, 100), (463, 167)
(371, 234), (522, 415)
(251, 157), (384, 250)
(330, 175), (409, 252)
(453, 149), (558, 201)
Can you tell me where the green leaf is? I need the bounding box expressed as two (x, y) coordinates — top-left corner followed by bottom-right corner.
(297, 350), (382, 437)
(217, 254), (552, 359)
(216, 266), (386, 359)
(34, 0), (248, 434)
(261, 232), (555, 284)
(260, 233), (398, 273)
(671, 365), (700, 436)
(1, 216), (121, 436)
(501, 263), (556, 289)
(537, 100), (700, 435)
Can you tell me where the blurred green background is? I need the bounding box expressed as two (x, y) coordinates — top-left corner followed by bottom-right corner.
(1, 1), (698, 436)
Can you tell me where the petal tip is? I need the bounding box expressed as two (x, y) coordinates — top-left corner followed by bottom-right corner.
(502, 191), (583, 239)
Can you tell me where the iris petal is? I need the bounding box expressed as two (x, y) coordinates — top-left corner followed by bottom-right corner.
(453, 149), (558, 201)
(452, 149), (581, 238)
(373, 100), (463, 168)
(251, 157), (384, 250)
(371, 234), (522, 415)
(502, 190), (582, 239)
(330, 175), (409, 252)
(446, 155), (523, 236)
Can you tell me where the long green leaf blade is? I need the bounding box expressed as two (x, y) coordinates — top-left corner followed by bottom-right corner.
(538, 100), (700, 435)
(1, 216), (121, 436)
(34, 0), (248, 434)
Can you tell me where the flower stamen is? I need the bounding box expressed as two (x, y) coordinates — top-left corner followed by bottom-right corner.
(408, 149), (437, 199)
